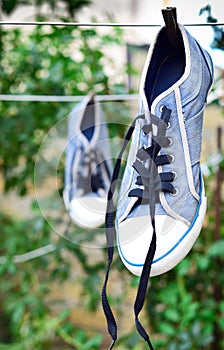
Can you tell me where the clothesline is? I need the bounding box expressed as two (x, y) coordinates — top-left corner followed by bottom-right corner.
(0, 21), (224, 27)
(0, 243), (56, 264)
(0, 94), (138, 102)
(0, 219), (72, 264)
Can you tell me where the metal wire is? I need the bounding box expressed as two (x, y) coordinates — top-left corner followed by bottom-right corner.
(0, 243), (56, 264)
(0, 21), (223, 27)
(0, 94), (138, 102)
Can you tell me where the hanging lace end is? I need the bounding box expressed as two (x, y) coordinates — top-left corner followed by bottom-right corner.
(107, 338), (117, 350)
(135, 317), (154, 350)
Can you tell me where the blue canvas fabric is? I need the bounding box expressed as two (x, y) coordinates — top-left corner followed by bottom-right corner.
(117, 25), (213, 229)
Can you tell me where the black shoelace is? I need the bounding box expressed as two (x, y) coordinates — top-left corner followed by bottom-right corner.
(77, 148), (109, 195)
(102, 106), (174, 349)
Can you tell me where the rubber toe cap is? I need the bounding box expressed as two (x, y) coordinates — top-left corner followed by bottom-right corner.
(117, 215), (192, 277)
(69, 196), (107, 229)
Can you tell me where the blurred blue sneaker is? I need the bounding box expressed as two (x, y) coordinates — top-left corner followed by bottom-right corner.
(116, 24), (214, 277)
(63, 94), (112, 229)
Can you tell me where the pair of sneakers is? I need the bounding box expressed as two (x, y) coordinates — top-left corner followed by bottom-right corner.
(63, 22), (213, 349)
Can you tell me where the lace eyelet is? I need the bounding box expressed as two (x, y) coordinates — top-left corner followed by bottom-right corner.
(169, 155), (175, 163)
(172, 171), (177, 180)
(168, 137), (173, 146)
(166, 122), (171, 130)
(171, 188), (179, 196)
(159, 105), (164, 112)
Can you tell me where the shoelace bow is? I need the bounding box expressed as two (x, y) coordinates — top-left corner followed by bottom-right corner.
(102, 106), (173, 350)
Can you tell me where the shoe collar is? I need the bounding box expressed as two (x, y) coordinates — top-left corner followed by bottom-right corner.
(139, 23), (191, 115)
(69, 94), (101, 148)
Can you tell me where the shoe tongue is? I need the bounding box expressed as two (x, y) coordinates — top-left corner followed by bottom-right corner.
(80, 103), (95, 141)
(127, 201), (150, 220)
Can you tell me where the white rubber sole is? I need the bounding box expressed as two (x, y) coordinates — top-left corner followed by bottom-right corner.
(117, 195), (207, 277)
(67, 196), (107, 229)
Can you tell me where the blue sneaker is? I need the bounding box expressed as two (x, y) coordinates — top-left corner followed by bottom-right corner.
(63, 94), (112, 229)
(116, 24), (214, 277)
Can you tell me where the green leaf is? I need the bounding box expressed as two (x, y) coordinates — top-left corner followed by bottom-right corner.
(12, 303), (25, 325)
(1, 0), (18, 15)
(164, 308), (180, 322)
(159, 322), (176, 337)
(0, 343), (24, 350)
(208, 240), (224, 257)
(177, 257), (191, 276)
(82, 29), (96, 37)
(82, 334), (102, 350)
(196, 254), (210, 270)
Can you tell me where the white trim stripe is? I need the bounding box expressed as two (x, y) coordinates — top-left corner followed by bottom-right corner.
(175, 87), (200, 201)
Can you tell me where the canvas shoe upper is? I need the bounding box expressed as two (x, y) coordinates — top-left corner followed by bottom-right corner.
(63, 94), (112, 229)
(116, 24), (214, 277)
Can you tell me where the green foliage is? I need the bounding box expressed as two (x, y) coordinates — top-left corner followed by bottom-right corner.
(0, 210), (97, 348)
(0, 24), (125, 195)
(1, 0), (91, 17)
(0, 14), (127, 349)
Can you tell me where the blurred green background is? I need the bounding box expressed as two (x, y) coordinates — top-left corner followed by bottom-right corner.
(0, 1), (224, 349)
